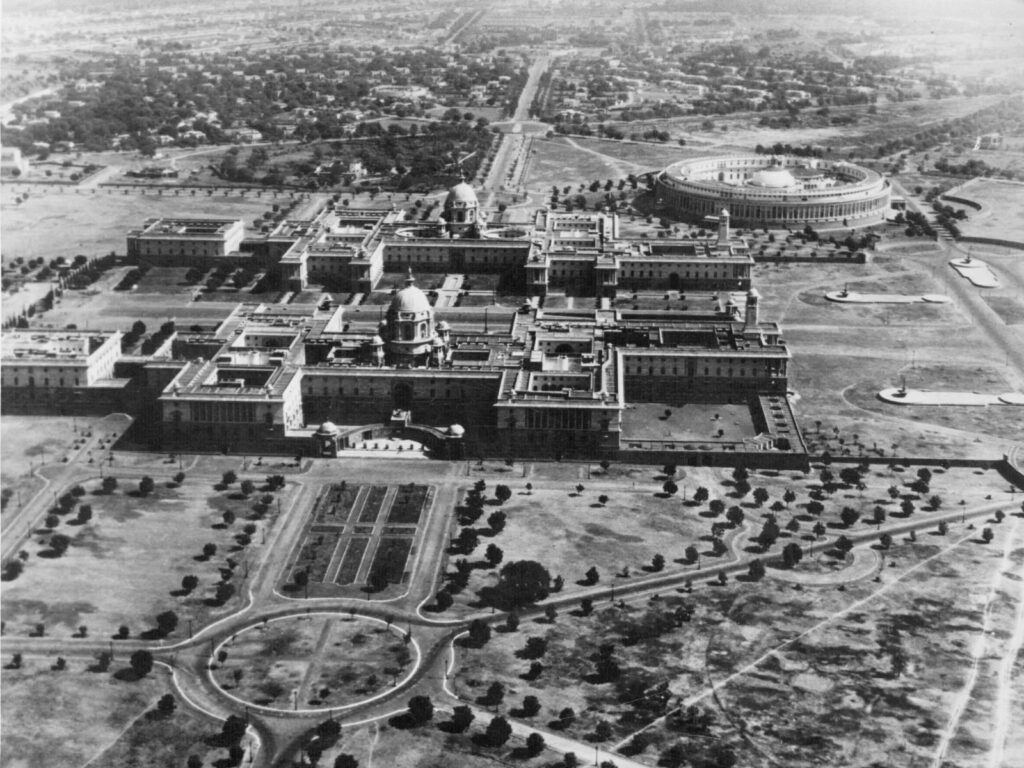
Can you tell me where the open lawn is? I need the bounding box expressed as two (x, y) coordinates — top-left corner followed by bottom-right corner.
(453, 499), (1023, 768)
(0, 473), (294, 638)
(0, 415), (108, 517)
(444, 481), (723, 614)
(953, 178), (1024, 244)
(213, 614), (413, 709)
(0, 189), (273, 262)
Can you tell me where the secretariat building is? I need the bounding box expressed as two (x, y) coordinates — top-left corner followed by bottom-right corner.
(3, 177), (808, 468)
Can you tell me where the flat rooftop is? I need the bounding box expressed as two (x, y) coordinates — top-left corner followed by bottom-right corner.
(2, 330), (113, 361)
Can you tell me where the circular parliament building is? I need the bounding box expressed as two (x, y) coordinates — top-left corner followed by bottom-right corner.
(657, 154), (891, 228)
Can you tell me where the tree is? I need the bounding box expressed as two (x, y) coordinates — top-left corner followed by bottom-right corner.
(727, 506), (745, 527)
(447, 704), (474, 732)
(982, 527), (994, 543)
(783, 489), (797, 506)
(747, 559), (766, 580)
(545, 605), (558, 623)
(521, 695), (541, 717)
(215, 582), (235, 605)
(806, 500), (825, 517)
(333, 756), (359, 768)
(685, 544), (699, 564)
(486, 681), (505, 705)
(594, 721), (613, 741)
(494, 561), (551, 607)
(202, 543), (217, 559)
(485, 543), (504, 567)
(753, 487), (769, 506)
(130, 649), (154, 677)
(663, 480), (678, 496)
(901, 499), (915, 517)
(580, 597), (594, 616)
(735, 479), (751, 498)
(835, 535), (853, 555)
(187, 755), (203, 768)
(929, 494), (943, 510)
(45, 514), (60, 529)
(651, 553), (665, 572)
(575, 484), (585, 495)
(487, 510), (506, 534)
(782, 541), (803, 568)
(494, 484), (512, 504)
(139, 476), (155, 496)
(157, 693), (176, 716)
(525, 732), (545, 756)
(694, 486), (709, 504)
(485, 716), (512, 747)
(598, 494), (609, 505)
(584, 566), (599, 585)
(559, 707), (576, 728)
(709, 499), (725, 516)
(221, 714), (247, 744)
(407, 695), (434, 725)
(523, 636), (548, 659)
(77, 504), (93, 524)
(222, 510), (236, 527)
(757, 518), (780, 550)
(840, 507), (860, 528)
(456, 527), (479, 553)
(468, 618), (491, 647)
(155, 610), (178, 636)
(240, 479), (255, 497)
(49, 533), (71, 556)
(937, 520), (948, 536)
(505, 611), (519, 631)
(718, 570), (728, 585)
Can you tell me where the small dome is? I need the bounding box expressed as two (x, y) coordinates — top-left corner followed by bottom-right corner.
(316, 421), (339, 435)
(749, 165), (796, 189)
(445, 181), (478, 207)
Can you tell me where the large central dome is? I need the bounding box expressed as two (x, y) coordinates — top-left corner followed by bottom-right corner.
(445, 181), (478, 207)
(748, 165), (797, 189)
(391, 273), (431, 314)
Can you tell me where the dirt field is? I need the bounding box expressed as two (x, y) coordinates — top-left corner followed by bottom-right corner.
(0, 473), (294, 638)
(0, 660), (166, 768)
(453, 499), (1023, 768)
(315, 720), (563, 768)
(750, 251), (1024, 457)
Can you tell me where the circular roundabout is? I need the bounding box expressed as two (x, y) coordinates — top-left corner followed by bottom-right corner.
(209, 612), (421, 714)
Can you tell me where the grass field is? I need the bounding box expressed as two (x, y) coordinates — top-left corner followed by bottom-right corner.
(952, 178), (1024, 243)
(0, 189), (273, 262)
(1, 473), (293, 638)
(212, 614), (413, 709)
